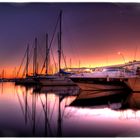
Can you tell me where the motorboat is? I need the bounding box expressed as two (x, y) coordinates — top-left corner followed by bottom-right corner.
(70, 67), (134, 90)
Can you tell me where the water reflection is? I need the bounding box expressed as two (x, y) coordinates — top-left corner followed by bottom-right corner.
(121, 93), (140, 110)
(1, 82), (140, 137)
(15, 84), (79, 137)
(34, 85), (80, 96)
(71, 89), (130, 110)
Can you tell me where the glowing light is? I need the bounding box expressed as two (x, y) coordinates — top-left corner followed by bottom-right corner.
(117, 51), (126, 64)
(118, 52), (121, 55)
(47, 93), (57, 102)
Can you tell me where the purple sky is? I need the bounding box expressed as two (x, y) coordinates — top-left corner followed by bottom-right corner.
(0, 3), (140, 76)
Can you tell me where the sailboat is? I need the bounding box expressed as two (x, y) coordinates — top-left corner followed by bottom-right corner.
(38, 11), (76, 86)
(15, 39), (39, 86)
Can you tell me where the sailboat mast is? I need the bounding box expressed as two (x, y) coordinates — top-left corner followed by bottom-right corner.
(26, 44), (29, 77)
(58, 33), (60, 73)
(33, 38), (37, 76)
(58, 10), (62, 73)
(46, 33), (49, 75)
(35, 38), (37, 76)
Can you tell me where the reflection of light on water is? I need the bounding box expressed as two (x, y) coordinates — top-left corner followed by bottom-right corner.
(2, 83), (140, 136)
(119, 109), (140, 120)
(63, 107), (140, 137)
(65, 106), (140, 121)
(39, 93), (57, 102)
(47, 93), (57, 102)
(69, 107), (120, 118)
(27, 88), (34, 94)
(61, 96), (77, 106)
(16, 86), (25, 94)
(16, 86), (33, 95)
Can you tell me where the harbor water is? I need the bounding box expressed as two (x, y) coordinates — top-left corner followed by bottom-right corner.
(0, 82), (140, 137)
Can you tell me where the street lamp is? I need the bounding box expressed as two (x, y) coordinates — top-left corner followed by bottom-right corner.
(118, 52), (126, 64)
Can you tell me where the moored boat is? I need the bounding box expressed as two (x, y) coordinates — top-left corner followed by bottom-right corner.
(15, 76), (38, 85)
(38, 11), (77, 87)
(70, 66), (134, 90)
(39, 75), (76, 86)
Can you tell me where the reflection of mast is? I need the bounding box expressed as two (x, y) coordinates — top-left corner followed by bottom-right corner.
(39, 94), (52, 136)
(44, 94), (48, 136)
(16, 86), (30, 125)
(16, 86), (37, 136)
(32, 93), (36, 135)
(1, 81), (3, 94)
(25, 86), (28, 124)
(57, 95), (62, 137)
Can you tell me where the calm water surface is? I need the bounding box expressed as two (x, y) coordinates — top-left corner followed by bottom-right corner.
(0, 82), (140, 137)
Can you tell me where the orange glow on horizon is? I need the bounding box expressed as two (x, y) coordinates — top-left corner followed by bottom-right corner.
(2, 48), (140, 78)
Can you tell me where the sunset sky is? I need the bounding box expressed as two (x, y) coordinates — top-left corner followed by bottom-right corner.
(0, 3), (140, 77)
